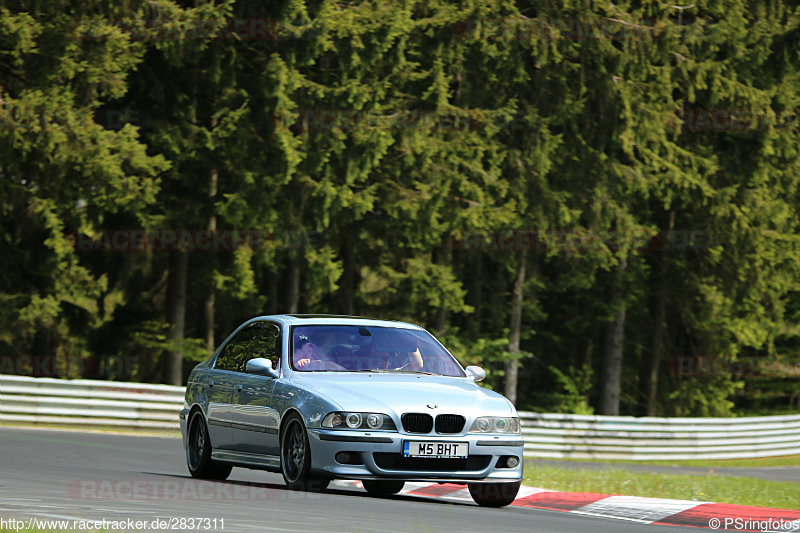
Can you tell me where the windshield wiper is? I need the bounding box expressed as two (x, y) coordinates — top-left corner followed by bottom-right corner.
(355, 369), (438, 375)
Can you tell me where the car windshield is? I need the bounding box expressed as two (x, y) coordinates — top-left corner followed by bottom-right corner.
(290, 325), (465, 377)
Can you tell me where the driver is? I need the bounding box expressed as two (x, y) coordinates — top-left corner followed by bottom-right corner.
(294, 336), (329, 368)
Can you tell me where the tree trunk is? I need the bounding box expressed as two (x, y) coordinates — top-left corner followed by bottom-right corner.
(266, 266), (278, 315)
(204, 168), (218, 353)
(505, 249), (527, 405)
(435, 232), (452, 333)
(287, 254), (300, 314)
(599, 257), (627, 415)
(644, 212), (673, 416)
(341, 229), (355, 315)
(32, 324), (53, 378)
(469, 253), (483, 337)
(583, 338), (595, 406)
(165, 250), (188, 385)
(204, 290), (215, 353)
(644, 288), (666, 416)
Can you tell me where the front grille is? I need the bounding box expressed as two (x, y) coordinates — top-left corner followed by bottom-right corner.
(373, 453), (491, 472)
(435, 414), (465, 434)
(401, 413), (433, 433)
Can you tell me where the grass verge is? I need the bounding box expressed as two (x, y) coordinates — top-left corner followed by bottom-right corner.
(523, 465), (800, 510)
(0, 421), (180, 438)
(528, 454), (800, 468)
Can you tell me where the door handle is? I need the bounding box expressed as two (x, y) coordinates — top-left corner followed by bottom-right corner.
(209, 380), (214, 388)
(236, 384), (243, 392)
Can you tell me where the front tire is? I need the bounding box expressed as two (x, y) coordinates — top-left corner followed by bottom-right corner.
(468, 481), (521, 507)
(280, 413), (330, 491)
(186, 410), (232, 480)
(362, 480), (405, 496)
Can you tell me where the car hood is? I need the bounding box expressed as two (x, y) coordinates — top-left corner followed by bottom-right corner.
(290, 373), (515, 417)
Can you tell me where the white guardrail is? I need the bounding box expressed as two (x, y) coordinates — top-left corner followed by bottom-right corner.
(1, 375), (799, 460)
(518, 411), (800, 460)
(0, 375), (183, 430)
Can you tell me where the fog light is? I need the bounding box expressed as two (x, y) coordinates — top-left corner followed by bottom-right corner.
(498, 455), (520, 468)
(335, 451), (362, 465)
(335, 452), (351, 464)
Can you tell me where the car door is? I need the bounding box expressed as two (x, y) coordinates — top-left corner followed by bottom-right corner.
(230, 322), (281, 455)
(207, 322), (263, 449)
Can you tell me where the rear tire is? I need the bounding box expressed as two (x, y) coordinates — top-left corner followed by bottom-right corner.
(468, 481), (521, 507)
(280, 413), (330, 491)
(186, 410), (232, 480)
(362, 480), (405, 496)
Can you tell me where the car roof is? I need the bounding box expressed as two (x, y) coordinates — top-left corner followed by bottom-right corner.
(255, 314), (425, 330)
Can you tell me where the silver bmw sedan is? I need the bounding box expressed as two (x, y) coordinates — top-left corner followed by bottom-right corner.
(180, 315), (524, 507)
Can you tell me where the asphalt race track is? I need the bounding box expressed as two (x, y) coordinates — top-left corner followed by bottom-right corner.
(0, 426), (704, 533)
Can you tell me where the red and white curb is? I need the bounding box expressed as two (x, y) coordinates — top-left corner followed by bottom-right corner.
(331, 481), (800, 531)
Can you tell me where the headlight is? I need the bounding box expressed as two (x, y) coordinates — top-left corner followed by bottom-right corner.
(469, 416), (520, 434)
(322, 412), (397, 431)
(366, 413), (382, 429)
(346, 413), (362, 428)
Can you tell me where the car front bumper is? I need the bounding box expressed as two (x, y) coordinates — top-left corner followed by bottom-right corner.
(307, 429), (524, 483)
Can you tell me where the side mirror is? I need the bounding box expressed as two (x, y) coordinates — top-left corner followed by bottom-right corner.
(246, 357), (279, 378)
(465, 365), (486, 382)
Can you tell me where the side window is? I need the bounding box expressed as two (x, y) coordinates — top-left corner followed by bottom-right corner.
(252, 323), (281, 370)
(215, 323), (262, 372)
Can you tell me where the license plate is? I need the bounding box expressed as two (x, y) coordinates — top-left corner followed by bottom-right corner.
(403, 441), (468, 458)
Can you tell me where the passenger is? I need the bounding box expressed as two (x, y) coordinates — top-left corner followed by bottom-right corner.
(405, 346), (424, 371)
(356, 342), (424, 372)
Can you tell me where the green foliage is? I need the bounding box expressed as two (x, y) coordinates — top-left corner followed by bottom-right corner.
(1, 0), (798, 417)
(130, 321), (209, 370)
(547, 365), (595, 415)
(439, 329), (515, 391)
